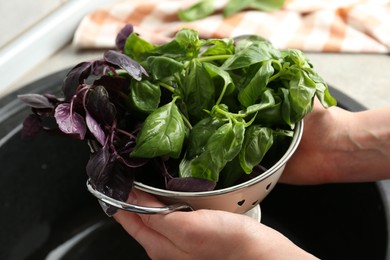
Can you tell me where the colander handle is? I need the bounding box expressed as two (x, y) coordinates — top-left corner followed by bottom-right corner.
(86, 179), (194, 214)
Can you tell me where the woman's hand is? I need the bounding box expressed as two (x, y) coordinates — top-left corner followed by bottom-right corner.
(280, 100), (350, 184)
(281, 100), (390, 184)
(114, 189), (317, 260)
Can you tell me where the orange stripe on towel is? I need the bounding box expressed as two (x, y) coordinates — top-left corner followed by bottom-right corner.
(210, 12), (245, 39)
(124, 3), (157, 26)
(322, 8), (347, 52)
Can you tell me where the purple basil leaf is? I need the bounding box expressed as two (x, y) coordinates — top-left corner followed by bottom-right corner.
(86, 85), (116, 124)
(54, 103), (87, 139)
(18, 94), (54, 109)
(43, 93), (62, 104)
(94, 75), (130, 93)
(89, 60), (107, 77)
(103, 163), (135, 215)
(87, 146), (135, 215)
(115, 24), (134, 51)
(167, 177), (216, 192)
(87, 145), (135, 193)
(107, 166), (134, 201)
(93, 76), (130, 115)
(21, 114), (42, 138)
(86, 111), (106, 146)
(62, 62), (92, 100)
(86, 145), (111, 187)
(104, 50), (148, 81)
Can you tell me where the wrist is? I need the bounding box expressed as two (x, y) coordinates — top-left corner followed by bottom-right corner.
(248, 224), (318, 259)
(331, 107), (390, 182)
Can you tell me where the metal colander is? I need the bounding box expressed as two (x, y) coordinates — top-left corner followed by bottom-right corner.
(87, 120), (303, 215)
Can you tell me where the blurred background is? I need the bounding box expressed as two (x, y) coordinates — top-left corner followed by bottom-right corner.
(0, 0), (111, 98)
(0, 0), (66, 49)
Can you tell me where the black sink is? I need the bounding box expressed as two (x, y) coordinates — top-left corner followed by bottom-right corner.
(0, 69), (388, 260)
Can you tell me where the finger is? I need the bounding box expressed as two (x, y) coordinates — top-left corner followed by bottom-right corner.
(132, 190), (198, 238)
(131, 190), (241, 252)
(114, 210), (170, 254)
(113, 190), (168, 246)
(113, 191), (188, 258)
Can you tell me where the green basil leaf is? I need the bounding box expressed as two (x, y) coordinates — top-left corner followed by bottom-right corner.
(200, 121), (244, 179)
(245, 89), (276, 115)
(280, 87), (293, 127)
(218, 156), (244, 188)
(201, 38), (235, 57)
(239, 125), (273, 174)
(180, 121), (245, 182)
(148, 29), (203, 60)
(152, 40), (188, 60)
(180, 0), (285, 22)
(128, 80), (161, 114)
(178, 0), (216, 22)
(175, 29), (202, 59)
(304, 67), (337, 108)
(223, 0), (252, 17)
(281, 49), (311, 68)
(315, 82), (337, 108)
(124, 33), (155, 61)
(273, 128), (294, 138)
(183, 59), (215, 121)
(186, 116), (225, 159)
(238, 59), (274, 107)
(203, 62), (235, 101)
(224, 0), (285, 17)
(221, 42), (274, 70)
(288, 70), (316, 122)
(234, 35), (271, 54)
(256, 103), (283, 127)
(146, 56), (184, 80)
(130, 100), (185, 158)
(248, 0), (286, 12)
(251, 88), (294, 128)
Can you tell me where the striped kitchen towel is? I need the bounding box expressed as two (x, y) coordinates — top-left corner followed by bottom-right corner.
(73, 0), (390, 53)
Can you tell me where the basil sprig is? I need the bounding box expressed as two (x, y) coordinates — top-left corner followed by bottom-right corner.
(124, 29), (336, 189)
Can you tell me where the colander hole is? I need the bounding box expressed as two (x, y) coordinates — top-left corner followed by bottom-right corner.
(251, 200), (259, 206)
(237, 200), (245, 206)
(266, 182), (272, 191)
